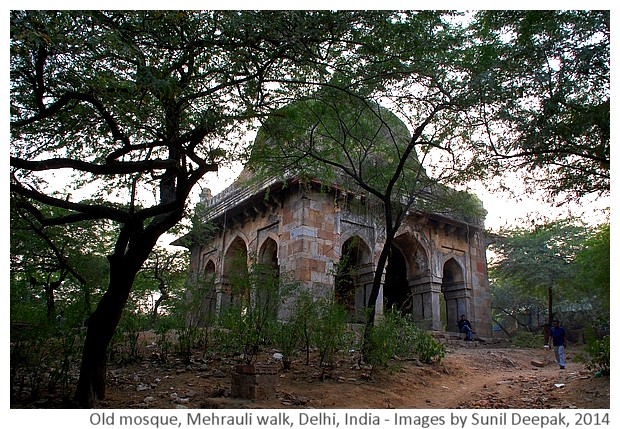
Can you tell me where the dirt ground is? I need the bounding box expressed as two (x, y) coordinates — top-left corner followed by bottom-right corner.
(91, 334), (609, 410)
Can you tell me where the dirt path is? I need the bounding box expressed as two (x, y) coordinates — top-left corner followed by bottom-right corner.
(98, 340), (609, 410)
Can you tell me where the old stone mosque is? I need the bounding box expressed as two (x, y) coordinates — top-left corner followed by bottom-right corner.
(180, 101), (493, 337)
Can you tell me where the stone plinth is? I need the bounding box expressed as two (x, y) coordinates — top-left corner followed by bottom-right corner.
(231, 364), (278, 400)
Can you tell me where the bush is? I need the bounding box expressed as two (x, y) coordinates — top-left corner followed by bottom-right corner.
(364, 311), (445, 373)
(584, 334), (610, 375)
(364, 311), (404, 373)
(411, 327), (445, 364)
(312, 300), (352, 367)
(274, 320), (302, 369)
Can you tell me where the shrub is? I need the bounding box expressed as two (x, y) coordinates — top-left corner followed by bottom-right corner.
(411, 327), (445, 364)
(364, 311), (445, 372)
(274, 320), (302, 369)
(584, 334), (610, 375)
(312, 300), (352, 367)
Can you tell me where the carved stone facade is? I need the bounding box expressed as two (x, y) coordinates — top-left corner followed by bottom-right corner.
(184, 174), (492, 336)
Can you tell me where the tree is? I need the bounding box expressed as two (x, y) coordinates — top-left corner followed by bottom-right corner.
(249, 10), (609, 338)
(249, 12), (493, 332)
(10, 10), (394, 407)
(489, 218), (590, 331)
(250, 88), (486, 333)
(133, 246), (189, 325)
(10, 10), (609, 407)
(468, 10), (610, 202)
(570, 222), (609, 313)
(10, 202), (113, 323)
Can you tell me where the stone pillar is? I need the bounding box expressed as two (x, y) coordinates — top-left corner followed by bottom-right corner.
(472, 232), (492, 337)
(410, 277), (442, 330)
(356, 263), (376, 322)
(280, 190), (336, 298)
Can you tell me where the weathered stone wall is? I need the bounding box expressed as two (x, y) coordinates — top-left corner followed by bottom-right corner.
(189, 182), (492, 337)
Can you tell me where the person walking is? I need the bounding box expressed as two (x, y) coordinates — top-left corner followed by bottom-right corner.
(550, 319), (567, 369)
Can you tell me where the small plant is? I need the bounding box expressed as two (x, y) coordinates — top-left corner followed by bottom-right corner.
(293, 290), (320, 366)
(363, 311), (445, 372)
(410, 326), (445, 364)
(274, 320), (302, 370)
(154, 318), (173, 362)
(217, 262), (281, 364)
(177, 325), (201, 364)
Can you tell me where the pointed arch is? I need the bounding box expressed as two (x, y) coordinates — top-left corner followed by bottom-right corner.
(203, 259), (217, 315)
(335, 235), (373, 322)
(258, 236), (279, 272)
(223, 236), (249, 309)
(256, 236), (280, 317)
(442, 257), (468, 332)
(384, 243), (410, 313)
(443, 258), (464, 285)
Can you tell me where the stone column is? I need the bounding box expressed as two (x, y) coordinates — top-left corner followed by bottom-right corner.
(281, 190), (336, 299)
(410, 276), (443, 330)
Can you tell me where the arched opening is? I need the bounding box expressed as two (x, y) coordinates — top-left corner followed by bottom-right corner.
(223, 237), (249, 310)
(384, 244), (411, 314)
(258, 237), (279, 276)
(442, 258), (466, 332)
(256, 237), (280, 318)
(335, 236), (372, 322)
(203, 260), (217, 315)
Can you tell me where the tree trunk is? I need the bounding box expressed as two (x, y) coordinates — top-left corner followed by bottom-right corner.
(73, 259), (139, 408)
(548, 285), (554, 326)
(362, 241), (392, 360)
(152, 293), (168, 325)
(365, 245), (391, 326)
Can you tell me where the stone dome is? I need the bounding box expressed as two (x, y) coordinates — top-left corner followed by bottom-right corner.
(246, 91), (426, 184)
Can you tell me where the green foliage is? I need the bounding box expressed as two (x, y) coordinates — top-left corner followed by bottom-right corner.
(490, 217), (591, 326)
(289, 290), (321, 366)
(411, 328), (446, 364)
(312, 300), (353, 368)
(364, 311), (407, 372)
(10, 316), (86, 404)
(510, 331), (545, 349)
(176, 325), (202, 365)
(133, 246), (190, 325)
(273, 320), (302, 370)
(470, 10), (609, 200)
(153, 317), (175, 363)
(10, 10), (609, 406)
(583, 334), (610, 375)
(365, 311), (445, 374)
(110, 305), (150, 363)
(215, 262), (283, 364)
(570, 223), (610, 312)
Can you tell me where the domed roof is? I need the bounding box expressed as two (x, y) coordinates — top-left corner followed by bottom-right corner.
(246, 91), (425, 185)
(200, 92), (485, 228)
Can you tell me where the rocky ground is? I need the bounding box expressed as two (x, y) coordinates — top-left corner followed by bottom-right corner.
(92, 334), (610, 410)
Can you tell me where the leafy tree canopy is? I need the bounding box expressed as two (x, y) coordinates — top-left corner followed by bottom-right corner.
(489, 217), (609, 327)
(469, 10), (609, 201)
